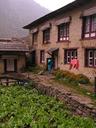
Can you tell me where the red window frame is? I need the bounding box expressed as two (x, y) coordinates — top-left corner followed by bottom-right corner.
(43, 28), (50, 44)
(82, 15), (96, 39)
(64, 49), (77, 64)
(58, 23), (69, 42)
(40, 50), (45, 64)
(85, 49), (96, 67)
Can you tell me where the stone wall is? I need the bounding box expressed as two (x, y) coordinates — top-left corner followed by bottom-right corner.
(17, 55), (26, 72)
(32, 80), (96, 119)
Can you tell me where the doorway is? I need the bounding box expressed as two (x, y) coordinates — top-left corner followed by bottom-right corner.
(31, 50), (36, 66)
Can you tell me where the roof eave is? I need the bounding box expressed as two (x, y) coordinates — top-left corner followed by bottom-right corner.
(0, 50), (29, 52)
(23, 0), (90, 29)
(23, 0), (76, 29)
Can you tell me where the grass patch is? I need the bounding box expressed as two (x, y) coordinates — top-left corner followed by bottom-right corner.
(54, 69), (96, 101)
(54, 70), (90, 85)
(0, 84), (96, 128)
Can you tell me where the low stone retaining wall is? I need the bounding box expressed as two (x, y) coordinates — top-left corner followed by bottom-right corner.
(32, 80), (96, 119)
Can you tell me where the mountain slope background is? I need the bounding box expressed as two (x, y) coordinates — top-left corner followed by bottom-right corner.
(0, 0), (50, 38)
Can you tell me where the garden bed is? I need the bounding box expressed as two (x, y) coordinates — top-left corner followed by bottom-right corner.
(54, 70), (96, 100)
(0, 84), (96, 128)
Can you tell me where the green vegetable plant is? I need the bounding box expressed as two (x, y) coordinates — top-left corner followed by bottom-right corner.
(0, 85), (95, 128)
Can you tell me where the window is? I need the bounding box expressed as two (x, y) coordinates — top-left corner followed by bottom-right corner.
(58, 23), (69, 41)
(32, 32), (38, 44)
(85, 49), (96, 67)
(40, 50), (45, 63)
(82, 15), (96, 39)
(43, 28), (50, 43)
(64, 49), (77, 64)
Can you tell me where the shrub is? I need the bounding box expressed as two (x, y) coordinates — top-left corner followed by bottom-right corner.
(76, 74), (90, 84)
(55, 70), (77, 85)
(55, 70), (65, 79)
(54, 69), (90, 85)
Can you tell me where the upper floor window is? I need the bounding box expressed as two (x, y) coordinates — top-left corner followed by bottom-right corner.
(64, 49), (77, 64)
(32, 32), (38, 45)
(82, 15), (96, 39)
(58, 23), (69, 42)
(85, 49), (96, 67)
(43, 28), (50, 44)
(40, 50), (45, 64)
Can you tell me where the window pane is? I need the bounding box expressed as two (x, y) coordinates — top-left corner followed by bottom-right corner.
(66, 25), (69, 37)
(84, 33), (89, 38)
(60, 29), (63, 38)
(91, 15), (96, 32)
(94, 50), (96, 66)
(90, 33), (95, 37)
(86, 49), (96, 67)
(63, 26), (67, 36)
(88, 50), (93, 66)
(89, 59), (93, 66)
(85, 17), (90, 33)
(89, 51), (93, 57)
(43, 29), (50, 42)
(74, 50), (77, 58)
(33, 33), (38, 43)
(65, 49), (77, 64)
(83, 16), (96, 38)
(40, 50), (45, 63)
(67, 51), (71, 63)
(71, 51), (74, 59)
(71, 50), (77, 59)
(67, 57), (70, 63)
(58, 23), (69, 41)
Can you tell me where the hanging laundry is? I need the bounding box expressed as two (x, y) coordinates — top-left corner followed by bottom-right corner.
(69, 58), (79, 70)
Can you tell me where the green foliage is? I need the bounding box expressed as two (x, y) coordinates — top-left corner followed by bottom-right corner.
(76, 74), (90, 84)
(0, 85), (95, 128)
(54, 69), (90, 85)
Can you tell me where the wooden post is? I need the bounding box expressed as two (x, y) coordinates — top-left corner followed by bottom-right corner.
(6, 78), (9, 86)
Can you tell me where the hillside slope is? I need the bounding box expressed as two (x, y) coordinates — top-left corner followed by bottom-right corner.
(0, 0), (50, 38)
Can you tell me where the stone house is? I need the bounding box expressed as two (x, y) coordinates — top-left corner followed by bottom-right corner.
(0, 38), (29, 73)
(23, 0), (96, 81)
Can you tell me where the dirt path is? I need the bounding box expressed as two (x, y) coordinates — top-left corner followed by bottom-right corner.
(26, 73), (96, 107)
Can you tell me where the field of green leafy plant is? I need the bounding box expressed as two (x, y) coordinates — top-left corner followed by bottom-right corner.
(0, 84), (96, 128)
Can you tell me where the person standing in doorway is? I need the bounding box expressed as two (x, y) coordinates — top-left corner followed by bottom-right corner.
(48, 58), (53, 73)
